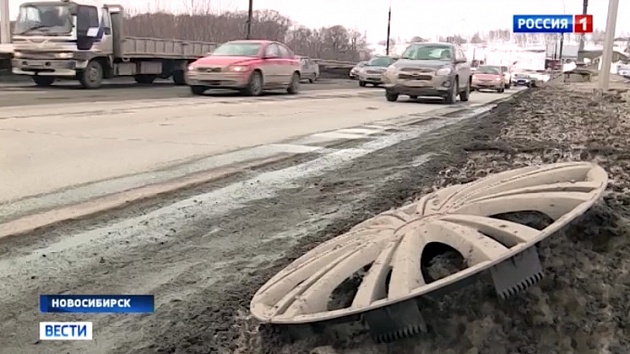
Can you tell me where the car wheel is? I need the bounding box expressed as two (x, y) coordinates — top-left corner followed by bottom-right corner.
(459, 80), (470, 102)
(359, 80), (366, 87)
(409, 95), (418, 99)
(243, 71), (263, 96)
(190, 86), (207, 95)
(308, 78), (314, 83)
(445, 79), (458, 104)
(385, 90), (398, 102)
(498, 87), (505, 93)
(287, 72), (300, 94)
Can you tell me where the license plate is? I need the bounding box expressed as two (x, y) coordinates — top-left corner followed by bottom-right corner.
(404, 81), (426, 87)
(26, 60), (46, 67)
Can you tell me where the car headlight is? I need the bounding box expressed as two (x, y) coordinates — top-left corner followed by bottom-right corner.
(436, 67), (452, 76)
(495, 77), (502, 81)
(187, 65), (196, 71)
(13, 52), (23, 58)
(228, 65), (249, 72)
(54, 52), (73, 59)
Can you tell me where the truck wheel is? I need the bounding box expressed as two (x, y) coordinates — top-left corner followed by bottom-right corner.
(32, 76), (55, 87)
(190, 86), (207, 95)
(287, 72), (300, 94)
(172, 70), (186, 85)
(243, 71), (263, 96)
(135, 74), (157, 84)
(78, 60), (104, 89)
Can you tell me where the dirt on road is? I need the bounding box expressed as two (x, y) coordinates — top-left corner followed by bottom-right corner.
(239, 85), (630, 354)
(1, 84), (629, 354)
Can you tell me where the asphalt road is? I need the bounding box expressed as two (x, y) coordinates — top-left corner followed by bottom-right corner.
(0, 87), (517, 226)
(0, 87), (521, 354)
(0, 78), (359, 107)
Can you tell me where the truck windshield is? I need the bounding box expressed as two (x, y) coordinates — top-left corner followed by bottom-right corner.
(211, 43), (261, 57)
(14, 3), (73, 35)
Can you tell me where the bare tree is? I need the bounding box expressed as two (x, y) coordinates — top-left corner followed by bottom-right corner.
(590, 29), (605, 46)
(122, 4), (372, 61)
(470, 32), (483, 44)
(409, 36), (428, 43)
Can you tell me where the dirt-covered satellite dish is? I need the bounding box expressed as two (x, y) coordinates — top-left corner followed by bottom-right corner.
(250, 162), (607, 342)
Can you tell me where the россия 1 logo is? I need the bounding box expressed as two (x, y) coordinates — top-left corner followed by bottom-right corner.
(513, 14), (593, 34)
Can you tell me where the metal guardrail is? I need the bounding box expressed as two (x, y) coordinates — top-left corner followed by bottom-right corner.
(312, 59), (358, 68)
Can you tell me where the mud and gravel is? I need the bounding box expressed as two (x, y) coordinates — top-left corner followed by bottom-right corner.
(1, 84), (629, 354)
(251, 85), (630, 354)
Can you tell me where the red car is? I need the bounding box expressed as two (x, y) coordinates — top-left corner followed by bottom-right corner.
(186, 40), (302, 96)
(471, 65), (506, 93)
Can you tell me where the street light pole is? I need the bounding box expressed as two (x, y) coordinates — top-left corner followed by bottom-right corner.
(385, 5), (391, 55)
(246, 0), (253, 39)
(0, 0), (10, 44)
(599, 0), (619, 90)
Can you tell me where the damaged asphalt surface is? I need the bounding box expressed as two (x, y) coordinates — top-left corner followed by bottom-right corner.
(1, 84), (629, 354)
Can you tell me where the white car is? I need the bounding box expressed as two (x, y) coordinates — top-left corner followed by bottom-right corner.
(298, 56), (320, 83)
(500, 65), (512, 89)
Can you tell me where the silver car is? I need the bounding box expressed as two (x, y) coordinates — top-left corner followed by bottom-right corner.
(381, 42), (471, 104)
(349, 61), (367, 79)
(358, 56), (397, 87)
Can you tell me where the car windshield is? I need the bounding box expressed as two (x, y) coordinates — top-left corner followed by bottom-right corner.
(211, 42), (261, 57)
(477, 66), (501, 74)
(14, 3), (73, 35)
(401, 44), (453, 61)
(366, 57), (394, 67)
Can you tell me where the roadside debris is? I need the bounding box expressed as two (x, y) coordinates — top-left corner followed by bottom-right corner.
(251, 162), (608, 343)
(251, 85), (630, 354)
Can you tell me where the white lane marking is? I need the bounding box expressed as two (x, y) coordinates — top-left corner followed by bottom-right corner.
(265, 144), (326, 154)
(333, 128), (384, 135)
(308, 132), (368, 140)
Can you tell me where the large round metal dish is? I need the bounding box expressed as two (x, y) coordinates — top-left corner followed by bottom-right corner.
(250, 162), (608, 324)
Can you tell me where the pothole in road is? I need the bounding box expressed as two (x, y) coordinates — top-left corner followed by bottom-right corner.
(250, 162), (608, 342)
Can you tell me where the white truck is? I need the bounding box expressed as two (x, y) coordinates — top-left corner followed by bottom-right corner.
(10, 0), (216, 88)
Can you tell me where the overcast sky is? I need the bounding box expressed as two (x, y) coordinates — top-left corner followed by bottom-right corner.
(5, 0), (630, 42)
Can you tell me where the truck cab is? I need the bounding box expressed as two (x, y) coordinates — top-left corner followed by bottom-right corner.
(11, 0), (214, 88)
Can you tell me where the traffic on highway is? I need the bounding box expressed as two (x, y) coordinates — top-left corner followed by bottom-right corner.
(0, 0), (628, 353)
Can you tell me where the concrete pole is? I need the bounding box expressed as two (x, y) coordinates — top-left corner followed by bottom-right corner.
(599, 0), (619, 90)
(245, 0), (253, 39)
(0, 0), (10, 44)
(385, 6), (391, 55)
